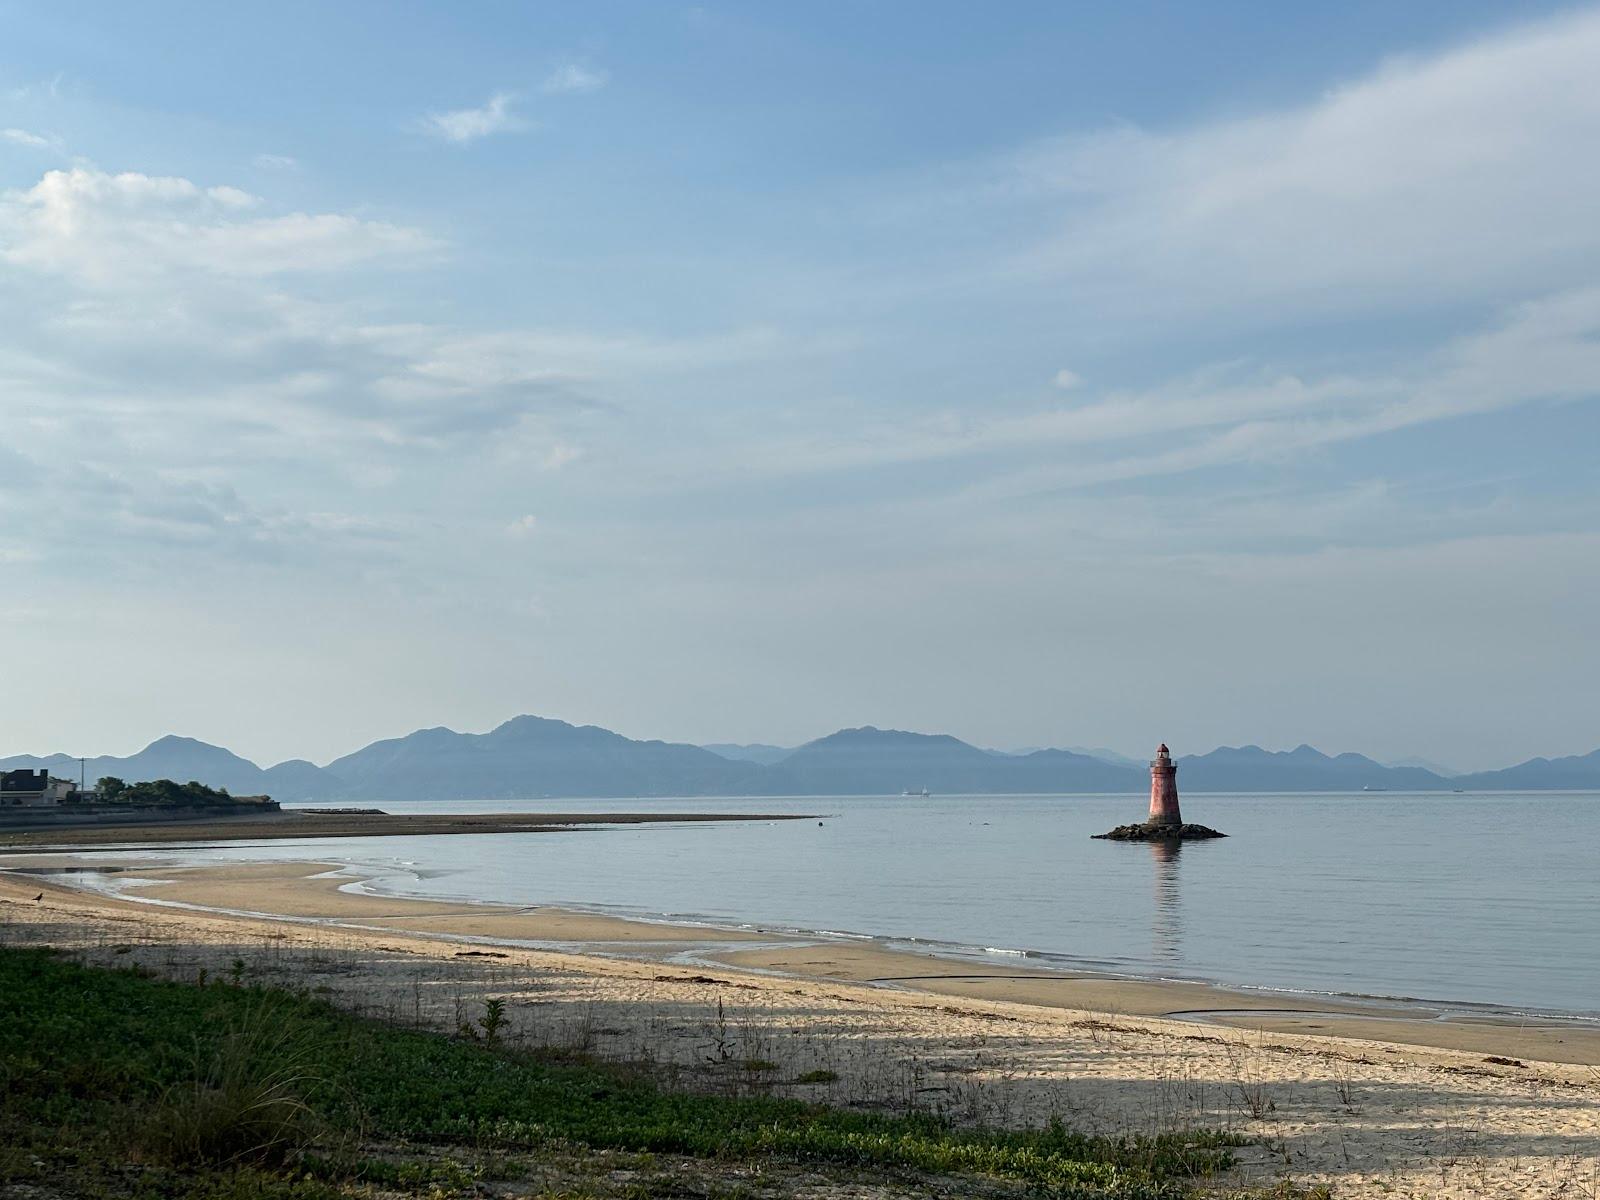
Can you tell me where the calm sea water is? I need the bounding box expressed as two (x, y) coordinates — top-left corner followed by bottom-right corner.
(54, 792), (1600, 1019)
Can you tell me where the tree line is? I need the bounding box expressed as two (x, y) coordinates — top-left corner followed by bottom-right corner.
(94, 778), (237, 806)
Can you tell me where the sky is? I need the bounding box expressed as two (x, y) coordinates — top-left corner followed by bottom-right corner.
(3, 2), (1599, 771)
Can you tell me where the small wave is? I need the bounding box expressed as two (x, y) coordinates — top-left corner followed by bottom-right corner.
(981, 946), (1040, 959)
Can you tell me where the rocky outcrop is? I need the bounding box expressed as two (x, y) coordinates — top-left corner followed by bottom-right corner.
(1092, 822), (1227, 841)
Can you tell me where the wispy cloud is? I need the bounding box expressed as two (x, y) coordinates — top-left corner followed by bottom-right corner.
(632, 281), (1600, 515)
(3, 74), (64, 103)
(831, 6), (1600, 342)
(541, 61), (609, 95)
(0, 163), (766, 484)
(991, 6), (1600, 323)
(252, 153), (299, 170)
(0, 168), (438, 284)
(2, 127), (61, 151)
(416, 91), (529, 143)
(0, 443), (401, 570)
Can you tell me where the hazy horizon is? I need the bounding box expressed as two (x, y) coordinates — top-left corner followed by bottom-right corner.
(5, 3), (1599, 772)
(7, 710), (1594, 779)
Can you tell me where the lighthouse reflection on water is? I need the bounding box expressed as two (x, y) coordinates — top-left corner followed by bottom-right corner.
(1148, 838), (1184, 963)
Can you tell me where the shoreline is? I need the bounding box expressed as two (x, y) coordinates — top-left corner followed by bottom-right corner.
(12, 854), (1600, 1066)
(0, 808), (807, 850)
(3, 861), (1597, 1198)
(40, 849), (1600, 1032)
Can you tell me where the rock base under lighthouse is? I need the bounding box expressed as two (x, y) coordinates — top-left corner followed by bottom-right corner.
(1093, 821), (1227, 841)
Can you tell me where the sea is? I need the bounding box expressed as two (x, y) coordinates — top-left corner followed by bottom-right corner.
(46, 791), (1600, 1021)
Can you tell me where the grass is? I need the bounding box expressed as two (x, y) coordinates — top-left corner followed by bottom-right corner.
(139, 1009), (324, 1167)
(0, 946), (1278, 1198)
(793, 1068), (841, 1084)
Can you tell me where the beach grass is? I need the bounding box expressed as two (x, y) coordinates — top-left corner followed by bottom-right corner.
(0, 944), (1320, 1199)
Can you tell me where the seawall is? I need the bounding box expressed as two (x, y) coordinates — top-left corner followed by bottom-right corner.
(0, 800), (279, 832)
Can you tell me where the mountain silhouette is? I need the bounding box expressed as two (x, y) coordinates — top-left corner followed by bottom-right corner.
(701, 743), (794, 765)
(325, 715), (755, 800)
(1175, 744), (1452, 791)
(1450, 748), (1600, 790)
(0, 735), (342, 801)
(6, 716), (1597, 802)
(756, 727), (1135, 794)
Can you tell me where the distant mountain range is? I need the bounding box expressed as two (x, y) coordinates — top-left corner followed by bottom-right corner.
(321, 716), (752, 802)
(5, 717), (1598, 802)
(0, 736), (334, 800)
(700, 743), (794, 766)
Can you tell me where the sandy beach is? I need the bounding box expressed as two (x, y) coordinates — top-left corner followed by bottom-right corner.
(2, 856), (1596, 1198)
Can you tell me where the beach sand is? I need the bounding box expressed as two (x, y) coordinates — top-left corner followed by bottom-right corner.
(715, 942), (1600, 1065)
(2, 859), (1596, 1198)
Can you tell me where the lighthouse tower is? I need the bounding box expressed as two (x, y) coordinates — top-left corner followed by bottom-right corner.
(1094, 742), (1221, 840)
(1147, 744), (1182, 827)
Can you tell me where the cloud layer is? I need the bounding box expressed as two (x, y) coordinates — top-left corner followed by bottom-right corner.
(998, 7), (1600, 321)
(3, 8), (1599, 767)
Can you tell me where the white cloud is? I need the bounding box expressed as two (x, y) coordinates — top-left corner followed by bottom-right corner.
(665, 284), (1600, 500)
(252, 153), (299, 170)
(0, 168), (438, 284)
(1057, 285), (1600, 486)
(207, 185), (259, 209)
(2, 127), (59, 151)
(937, 8), (1600, 325)
(541, 62), (609, 95)
(417, 91), (529, 143)
(1051, 369), (1081, 390)
(0, 164), (776, 483)
(506, 514), (539, 537)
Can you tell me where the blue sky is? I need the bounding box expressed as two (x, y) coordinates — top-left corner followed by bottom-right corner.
(3, 2), (1598, 769)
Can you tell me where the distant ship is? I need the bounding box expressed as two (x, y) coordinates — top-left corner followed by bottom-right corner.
(902, 787), (930, 797)
(1362, 785), (1388, 792)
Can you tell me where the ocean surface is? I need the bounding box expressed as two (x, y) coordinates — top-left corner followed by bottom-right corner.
(51, 792), (1600, 1019)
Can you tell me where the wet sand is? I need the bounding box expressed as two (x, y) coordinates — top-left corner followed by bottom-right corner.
(0, 809), (802, 850)
(121, 861), (769, 942)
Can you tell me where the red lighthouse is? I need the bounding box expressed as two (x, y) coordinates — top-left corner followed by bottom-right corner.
(1147, 744), (1182, 827)
(1095, 742), (1223, 841)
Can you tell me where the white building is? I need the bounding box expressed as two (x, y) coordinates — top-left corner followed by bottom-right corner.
(0, 769), (73, 807)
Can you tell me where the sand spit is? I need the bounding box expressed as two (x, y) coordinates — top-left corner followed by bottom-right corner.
(0, 808), (804, 851)
(1, 864), (1596, 1199)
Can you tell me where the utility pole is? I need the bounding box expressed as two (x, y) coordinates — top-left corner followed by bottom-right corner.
(79, 757), (86, 792)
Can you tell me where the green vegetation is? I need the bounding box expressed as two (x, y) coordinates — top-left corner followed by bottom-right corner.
(793, 1068), (841, 1084)
(0, 947), (1299, 1199)
(94, 776), (253, 806)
